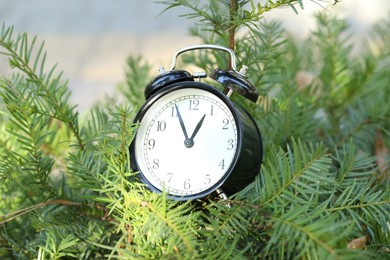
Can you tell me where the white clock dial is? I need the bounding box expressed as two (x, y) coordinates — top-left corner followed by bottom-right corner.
(134, 88), (238, 196)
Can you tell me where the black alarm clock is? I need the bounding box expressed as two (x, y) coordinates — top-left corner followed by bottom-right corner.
(130, 44), (262, 200)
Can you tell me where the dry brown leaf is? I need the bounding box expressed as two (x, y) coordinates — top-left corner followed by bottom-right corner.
(295, 71), (316, 91)
(374, 131), (390, 183)
(347, 236), (367, 250)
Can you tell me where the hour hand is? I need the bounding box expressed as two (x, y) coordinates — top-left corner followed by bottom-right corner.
(174, 104), (189, 140)
(190, 114), (206, 141)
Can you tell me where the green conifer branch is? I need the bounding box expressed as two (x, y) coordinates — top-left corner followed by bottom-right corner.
(254, 140), (332, 205)
(118, 55), (151, 107)
(0, 79), (58, 197)
(1, 1), (389, 258)
(0, 24), (85, 150)
(268, 210), (348, 258)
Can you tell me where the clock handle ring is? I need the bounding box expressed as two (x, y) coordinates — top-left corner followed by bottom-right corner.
(168, 44), (243, 76)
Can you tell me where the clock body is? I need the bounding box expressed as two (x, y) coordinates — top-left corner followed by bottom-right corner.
(130, 81), (262, 200)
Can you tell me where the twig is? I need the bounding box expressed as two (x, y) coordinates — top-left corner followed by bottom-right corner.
(228, 0), (236, 69)
(0, 199), (111, 225)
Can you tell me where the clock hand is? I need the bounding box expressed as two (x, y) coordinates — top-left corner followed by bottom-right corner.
(189, 114), (206, 141)
(174, 104), (189, 140)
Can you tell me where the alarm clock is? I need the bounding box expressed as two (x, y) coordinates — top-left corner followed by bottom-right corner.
(130, 44), (263, 200)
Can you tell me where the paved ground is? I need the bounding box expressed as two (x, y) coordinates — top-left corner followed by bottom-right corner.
(0, 0), (389, 111)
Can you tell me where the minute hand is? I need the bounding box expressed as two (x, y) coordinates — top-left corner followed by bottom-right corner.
(190, 114), (206, 141)
(174, 104), (189, 140)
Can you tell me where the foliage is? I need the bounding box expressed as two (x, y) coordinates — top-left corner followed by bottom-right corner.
(1, 0), (389, 259)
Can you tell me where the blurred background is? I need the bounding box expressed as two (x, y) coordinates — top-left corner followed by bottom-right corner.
(0, 0), (389, 110)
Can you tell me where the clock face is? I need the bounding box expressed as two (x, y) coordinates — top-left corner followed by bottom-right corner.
(134, 86), (239, 198)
